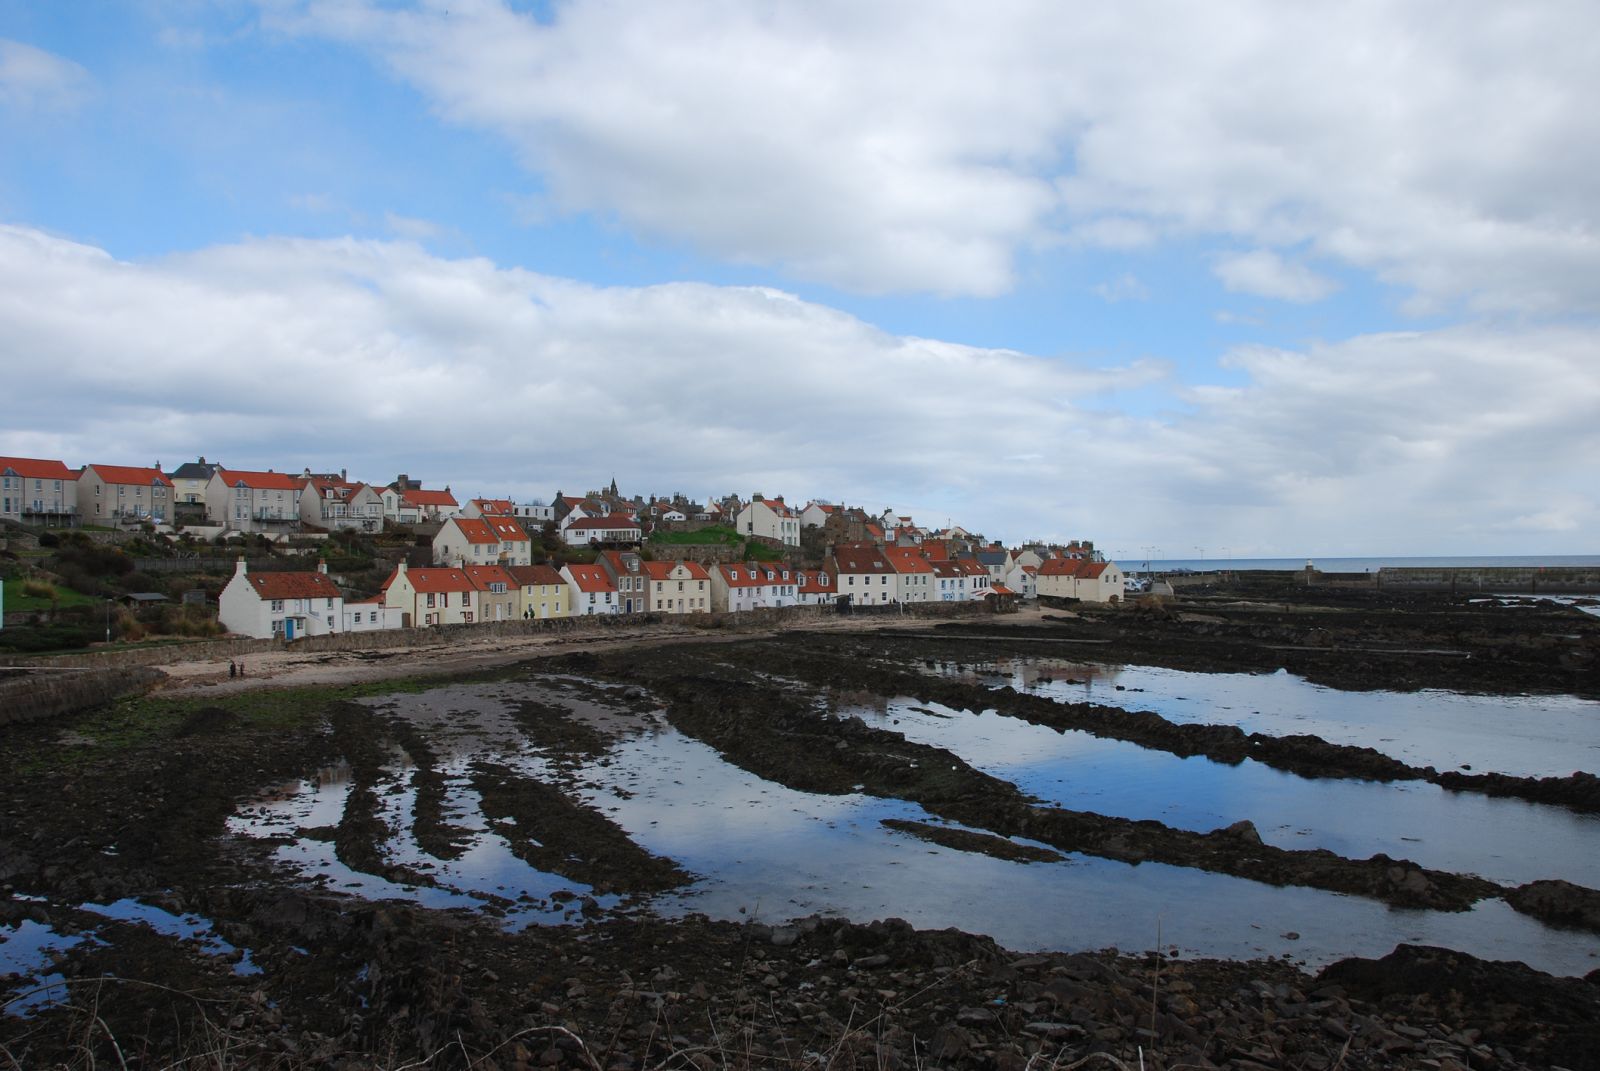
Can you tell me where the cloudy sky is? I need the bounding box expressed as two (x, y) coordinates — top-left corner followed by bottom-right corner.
(2, 1), (1596, 557)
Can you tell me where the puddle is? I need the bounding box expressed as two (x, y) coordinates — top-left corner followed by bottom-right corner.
(843, 698), (1600, 888)
(228, 682), (628, 928)
(932, 658), (1600, 778)
(1, 920), (93, 1017)
(78, 899), (262, 976)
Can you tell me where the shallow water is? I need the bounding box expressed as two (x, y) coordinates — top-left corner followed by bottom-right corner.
(841, 697), (1600, 888)
(218, 674), (1600, 977)
(79, 899), (261, 976)
(0, 920), (90, 1017)
(931, 658), (1600, 778)
(572, 726), (1600, 975)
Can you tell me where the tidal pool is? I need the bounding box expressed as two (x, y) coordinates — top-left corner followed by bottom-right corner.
(839, 696), (1600, 889)
(928, 657), (1600, 778)
(220, 674), (1600, 977)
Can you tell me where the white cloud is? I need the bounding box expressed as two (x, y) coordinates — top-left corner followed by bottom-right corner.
(1091, 272), (1149, 303)
(0, 224), (1137, 537)
(2, 224), (1596, 553)
(1214, 250), (1337, 303)
(0, 39), (91, 113)
(267, 1), (1600, 311)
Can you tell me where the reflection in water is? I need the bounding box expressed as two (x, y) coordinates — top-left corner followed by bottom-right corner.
(841, 697), (1600, 888)
(216, 674), (1600, 978)
(935, 657), (1600, 779)
(575, 727), (1600, 976)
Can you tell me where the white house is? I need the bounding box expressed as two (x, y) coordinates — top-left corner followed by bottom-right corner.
(218, 559), (343, 640)
(710, 562), (800, 613)
(735, 495), (801, 546)
(562, 563), (619, 615)
(795, 567), (838, 606)
(562, 514), (642, 546)
(341, 594), (403, 632)
(829, 543), (897, 606)
(929, 560), (971, 602)
(884, 548), (935, 603)
(799, 501), (837, 529)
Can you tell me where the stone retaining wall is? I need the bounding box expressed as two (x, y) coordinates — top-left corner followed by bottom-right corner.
(0, 667), (165, 726)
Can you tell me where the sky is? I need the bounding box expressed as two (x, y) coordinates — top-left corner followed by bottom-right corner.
(1, 0), (1596, 557)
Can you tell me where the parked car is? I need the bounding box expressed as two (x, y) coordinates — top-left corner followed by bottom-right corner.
(1123, 576), (1151, 593)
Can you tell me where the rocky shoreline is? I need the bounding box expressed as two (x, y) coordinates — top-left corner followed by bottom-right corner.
(3, 589), (1599, 1068)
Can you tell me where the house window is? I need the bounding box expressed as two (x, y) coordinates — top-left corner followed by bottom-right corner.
(270, 599), (284, 612)
(426, 593), (436, 608)
(370, 612), (378, 623)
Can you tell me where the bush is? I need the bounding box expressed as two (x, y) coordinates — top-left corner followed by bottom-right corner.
(0, 624), (96, 653)
(21, 579), (55, 600)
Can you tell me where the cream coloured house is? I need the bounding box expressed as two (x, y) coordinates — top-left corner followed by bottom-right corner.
(79, 464), (173, 524)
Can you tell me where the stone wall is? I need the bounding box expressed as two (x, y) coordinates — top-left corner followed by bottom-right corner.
(0, 666), (165, 726)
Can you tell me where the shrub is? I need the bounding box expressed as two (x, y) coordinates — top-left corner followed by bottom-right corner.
(21, 579), (55, 600)
(0, 624), (96, 653)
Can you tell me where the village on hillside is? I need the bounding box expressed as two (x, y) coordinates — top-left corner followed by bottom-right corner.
(1, 455), (1123, 645)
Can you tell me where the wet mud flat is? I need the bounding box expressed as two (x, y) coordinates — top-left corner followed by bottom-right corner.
(3, 597), (1600, 1069)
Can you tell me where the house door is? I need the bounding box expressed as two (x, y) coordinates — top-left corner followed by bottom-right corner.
(284, 618), (296, 640)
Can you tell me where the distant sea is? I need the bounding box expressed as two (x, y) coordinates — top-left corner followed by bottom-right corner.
(1113, 554), (1600, 574)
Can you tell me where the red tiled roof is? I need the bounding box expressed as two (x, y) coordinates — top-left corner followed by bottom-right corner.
(884, 548), (933, 574)
(218, 468), (301, 491)
(953, 559), (988, 578)
(383, 566), (473, 594)
(247, 571), (341, 600)
(643, 560), (710, 581)
(797, 568), (836, 594)
(990, 583), (1015, 596)
(86, 464), (173, 487)
(563, 564), (616, 593)
(716, 562), (794, 588)
(1039, 559), (1086, 578)
(507, 564), (565, 587)
(0, 456), (76, 481)
(449, 518), (500, 545)
(830, 544), (894, 575)
(464, 564), (516, 590)
(486, 518), (529, 541)
(1079, 562), (1112, 579)
(404, 488), (459, 507)
(472, 498), (515, 515)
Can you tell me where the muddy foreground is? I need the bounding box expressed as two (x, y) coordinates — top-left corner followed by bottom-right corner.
(3, 589), (1599, 1069)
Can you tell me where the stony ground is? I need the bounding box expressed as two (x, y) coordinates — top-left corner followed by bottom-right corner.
(3, 587), (1599, 1069)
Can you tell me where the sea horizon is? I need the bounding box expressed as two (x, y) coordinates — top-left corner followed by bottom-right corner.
(1113, 553), (1600, 574)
